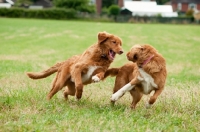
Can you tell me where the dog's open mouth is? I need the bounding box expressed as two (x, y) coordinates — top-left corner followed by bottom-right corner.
(109, 50), (116, 60)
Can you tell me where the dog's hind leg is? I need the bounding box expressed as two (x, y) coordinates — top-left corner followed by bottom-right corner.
(146, 87), (163, 108)
(130, 87), (143, 109)
(72, 64), (84, 100)
(63, 81), (75, 100)
(112, 70), (131, 93)
(47, 69), (70, 100)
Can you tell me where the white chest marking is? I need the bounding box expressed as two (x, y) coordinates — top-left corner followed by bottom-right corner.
(111, 69), (158, 102)
(139, 68), (157, 94)
(81, 66), (99, 83)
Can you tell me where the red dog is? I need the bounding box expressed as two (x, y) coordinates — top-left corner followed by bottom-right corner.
(27, 32), (123, 100)
(105, 44), (167, 109)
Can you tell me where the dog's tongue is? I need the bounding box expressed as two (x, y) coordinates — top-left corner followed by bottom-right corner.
(109, 50), (116, 60)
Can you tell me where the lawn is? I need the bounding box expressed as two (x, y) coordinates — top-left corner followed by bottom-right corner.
(0, 18), (199, 132)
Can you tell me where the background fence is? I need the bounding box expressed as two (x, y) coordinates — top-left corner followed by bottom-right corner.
(117, 15), (195, 24)
(0, 8), (197, 24)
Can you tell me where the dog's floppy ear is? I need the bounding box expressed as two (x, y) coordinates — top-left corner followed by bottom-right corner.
(98, 32), (109, 44)
(140, 45), (145, 51)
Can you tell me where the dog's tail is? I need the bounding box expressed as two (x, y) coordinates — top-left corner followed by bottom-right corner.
(26, 62), (64, 79)
(104, 68), (120, 79)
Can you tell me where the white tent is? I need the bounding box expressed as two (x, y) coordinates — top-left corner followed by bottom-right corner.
(122, 1), (178, 17)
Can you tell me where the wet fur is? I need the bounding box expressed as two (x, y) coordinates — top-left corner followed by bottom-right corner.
(105, 44), (167, 109)
(26, 32), (123, 100)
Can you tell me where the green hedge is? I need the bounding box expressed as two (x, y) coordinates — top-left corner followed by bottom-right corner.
(0, 8), (77, 19)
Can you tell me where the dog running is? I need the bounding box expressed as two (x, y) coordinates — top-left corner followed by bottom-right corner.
(26, 32), (123, 100)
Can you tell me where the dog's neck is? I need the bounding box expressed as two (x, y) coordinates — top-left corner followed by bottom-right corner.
(139, 54), (154, 68)
(99, 47), (110, 60)
(101, 54), (107, 59)
(95, 44), (111, 61)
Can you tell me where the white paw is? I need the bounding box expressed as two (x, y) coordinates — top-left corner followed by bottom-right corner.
(110, 92), (122, 101)
(92, 75), (100, 83)
(145, 103), (152, 109)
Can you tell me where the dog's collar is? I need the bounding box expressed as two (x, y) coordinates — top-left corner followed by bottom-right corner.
(101, 54), (108, 59)
(139, 54), (154, 68)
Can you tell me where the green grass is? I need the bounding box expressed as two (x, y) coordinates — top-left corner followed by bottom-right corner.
(0, 18), (200, 132)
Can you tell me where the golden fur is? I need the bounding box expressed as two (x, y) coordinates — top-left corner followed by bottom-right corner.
(26, 32), (123, 100)
(105, 44), (167, 109)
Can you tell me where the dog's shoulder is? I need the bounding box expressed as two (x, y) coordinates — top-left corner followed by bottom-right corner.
(144, 60), (164, 74)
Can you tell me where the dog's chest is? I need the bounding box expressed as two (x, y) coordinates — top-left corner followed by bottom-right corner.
(139, 68), (157, 94)
(81, 66), (99, 83)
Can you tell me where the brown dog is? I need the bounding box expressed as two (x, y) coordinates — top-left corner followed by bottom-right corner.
(26, 32), (123, 100)
(105, 44), (167, 109)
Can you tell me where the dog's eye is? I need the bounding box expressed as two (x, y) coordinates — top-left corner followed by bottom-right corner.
(112, 41), (116, 44)
(133, 54), (138, 60)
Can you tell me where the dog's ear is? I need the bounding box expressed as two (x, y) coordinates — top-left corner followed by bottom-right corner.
(98, 32), (109, 44)
(126, 52), (130, 60)
(140, 46), (145, 51)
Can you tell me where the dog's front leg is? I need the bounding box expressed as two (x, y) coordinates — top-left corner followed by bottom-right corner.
(111, 83), (135, 102)
(92, 71), (105, 83)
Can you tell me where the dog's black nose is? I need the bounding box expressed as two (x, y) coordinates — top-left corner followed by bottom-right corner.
(119, 51), (123, 54)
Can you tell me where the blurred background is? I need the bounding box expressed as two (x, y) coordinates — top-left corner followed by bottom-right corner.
(0, 0), (200, 24)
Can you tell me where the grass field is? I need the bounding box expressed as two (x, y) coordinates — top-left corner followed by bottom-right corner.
(0, 18), (200, 132)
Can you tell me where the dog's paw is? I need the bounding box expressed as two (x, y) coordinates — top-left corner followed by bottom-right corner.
(75, 97), (80, 101)
(145, 103), (152, 109)
(92, 75), (100, 83)
(110, 100), (115, 106)
(64, 94), (68, 101)
(110, 93), (121, 101)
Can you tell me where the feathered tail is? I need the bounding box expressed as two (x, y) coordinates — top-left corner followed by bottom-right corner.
(26, 62), (64, 79)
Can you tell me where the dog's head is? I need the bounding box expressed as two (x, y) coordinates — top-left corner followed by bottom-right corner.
(126, 44), (157, 66)
(98, 32), (123, 61)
